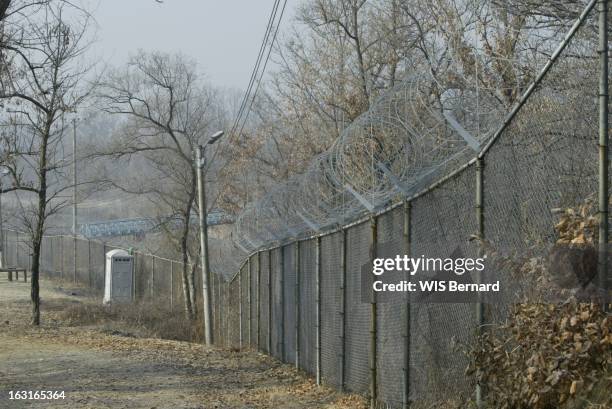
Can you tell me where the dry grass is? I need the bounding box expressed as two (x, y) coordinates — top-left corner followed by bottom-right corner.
(58, 300), (205, 343)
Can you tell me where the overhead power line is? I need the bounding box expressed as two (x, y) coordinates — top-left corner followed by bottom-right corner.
(228, 0), (288, 141)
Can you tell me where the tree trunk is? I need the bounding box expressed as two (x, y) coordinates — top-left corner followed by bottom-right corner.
(30, 231), (42, 325)
(189, 260), (198, 317)
(0, 0), (11, 22)
(180, 212), (194, 320)
(31, 120), (49, 326)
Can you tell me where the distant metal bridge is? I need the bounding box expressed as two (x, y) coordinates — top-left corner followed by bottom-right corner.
(79, 211), (234, 239)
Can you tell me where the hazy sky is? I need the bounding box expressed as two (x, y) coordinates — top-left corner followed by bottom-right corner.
(87, 0), (298, 91)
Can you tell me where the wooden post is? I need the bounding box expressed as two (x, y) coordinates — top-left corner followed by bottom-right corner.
(369, 216), (378, 409)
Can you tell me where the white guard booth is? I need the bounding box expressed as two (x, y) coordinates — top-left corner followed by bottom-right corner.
(103, 249), (134, 304)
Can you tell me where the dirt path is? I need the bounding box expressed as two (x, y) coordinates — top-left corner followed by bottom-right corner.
(0, 278), (364, 409)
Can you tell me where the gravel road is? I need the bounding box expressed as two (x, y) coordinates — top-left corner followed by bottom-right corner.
(0, 277), (364, 409)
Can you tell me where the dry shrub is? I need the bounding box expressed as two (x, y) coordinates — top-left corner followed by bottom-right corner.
(468, 303), (610, 408)
(466, 197), (611, 408)
(60, 301), (204, 343)
(553, 198), (599, 245)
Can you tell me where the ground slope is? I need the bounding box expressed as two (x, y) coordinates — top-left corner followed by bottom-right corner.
(0, 278), (363, 409)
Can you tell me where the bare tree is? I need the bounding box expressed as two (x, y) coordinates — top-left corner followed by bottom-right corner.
(97, 51), (221, 321)
(0, 0), (95, 325)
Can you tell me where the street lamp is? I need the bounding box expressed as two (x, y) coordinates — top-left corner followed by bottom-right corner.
(197, 130), (224, 345)
(72, 116), (78, 284)
(0, 166), (10, 270)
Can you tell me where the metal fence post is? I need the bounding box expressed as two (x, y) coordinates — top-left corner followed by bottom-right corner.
(476, 157), (485, 407)
(58, 236), (64, 279)
(151, 256), (155, 298)
(403, 200), (412, 409)
(73, 233), (77, 284)
(315, 236), (322, 385)
(598, 0), (609, 311)
(102, 243), (107, 293)
(339, 229), (347, 391)
(133, 251), (137, 301)
(279, 246), (285, 361)
(227, 282), (231, 348)
(369, 216), (378, 409)
(239, 262), (243, 349)
(257, 251), (261, 351)
(170, 261), (174, 311)
(248, 257), (252, 347)
(268, 249), (272, 353)
(87, 239), (92, 288)
(295, 242), (301, 369)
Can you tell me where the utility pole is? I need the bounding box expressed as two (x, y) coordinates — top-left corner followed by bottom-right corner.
(0, 177), (4, 270)
(197, 130), (224, 346)
(72, 118), (78, 283)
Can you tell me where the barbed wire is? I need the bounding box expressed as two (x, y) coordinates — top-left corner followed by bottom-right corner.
(233, 58), (532, 252)
(233, 68), (508, 251)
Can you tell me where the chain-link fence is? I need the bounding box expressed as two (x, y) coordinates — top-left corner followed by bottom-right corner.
(0, 2), (608, 407)
(219, 3), (609, 408)
(0, 231), (230, 324)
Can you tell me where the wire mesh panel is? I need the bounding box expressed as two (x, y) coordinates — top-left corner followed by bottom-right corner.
(409, 165), (478, 403)
(61, 236), (71, 279)
(171, 261), (187, 315)
(76, 238), (89, 286)
(344, 221), (371, 395)
(298, 239), (316, 375)
(250, 254), (259, 346)
(134, 252), (147, 300)
(320, 231), (343, 388)
(270, 247), (283, 359)
(283, 243), (297, 363)
(4, 231), (17, 269)
(259, 251), (270, 353)
(90, 241), (105, 293)
(212, 273), (220, 343)
(218, 275), (226, 346)
(376, 206), (406, 408)
(153, 258), (172, 309)
(228, 277), (240, 348)
(38, 236), (50, 276)
(240, 263), (248, 348)
(482, 21), (599, 323)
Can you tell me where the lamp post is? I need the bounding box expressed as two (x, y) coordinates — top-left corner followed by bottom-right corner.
(72, 117), (78, 283)
(0, 167), (9, 269)
(197, 130), (224, 345)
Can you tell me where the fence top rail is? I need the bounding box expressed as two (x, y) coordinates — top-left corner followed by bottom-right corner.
(228, 156), (478, 282)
